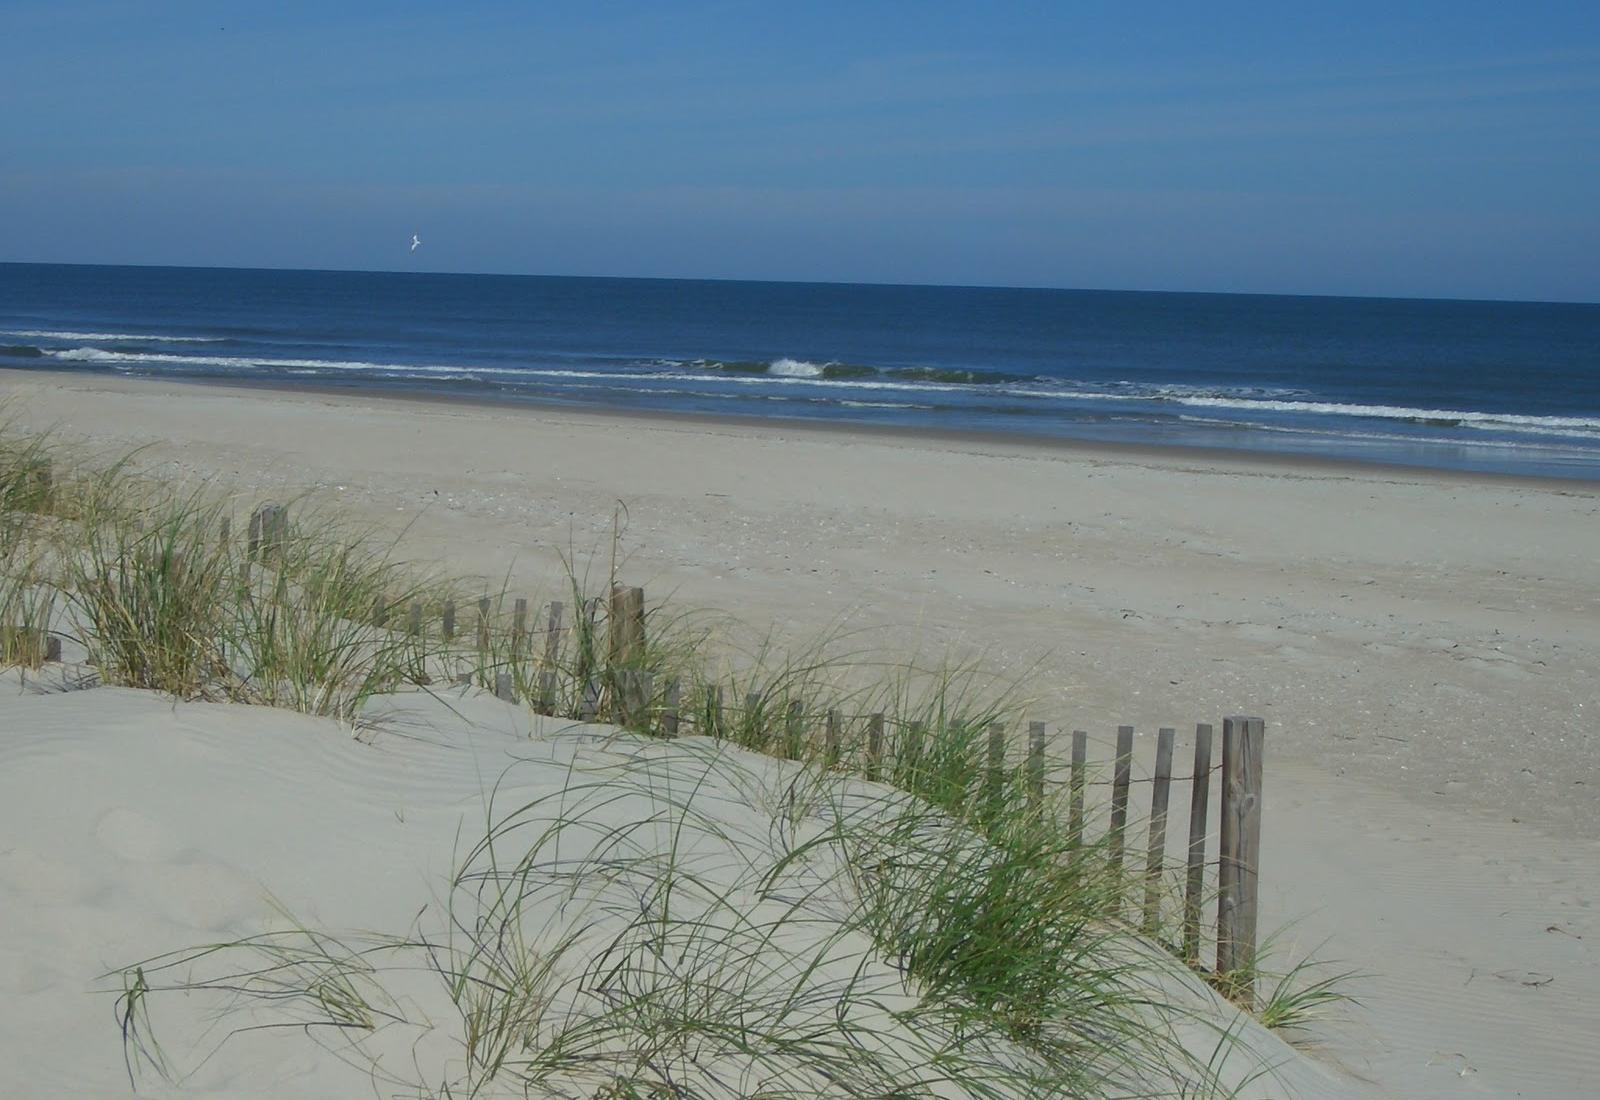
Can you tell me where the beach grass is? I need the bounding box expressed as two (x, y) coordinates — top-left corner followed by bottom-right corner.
(62, 482), (236, 696)
(110, 739), (1249, 1098)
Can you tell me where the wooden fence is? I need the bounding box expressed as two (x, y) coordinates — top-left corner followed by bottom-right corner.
(8, 498), (1266, 999)
(356, 564), (1267, 998)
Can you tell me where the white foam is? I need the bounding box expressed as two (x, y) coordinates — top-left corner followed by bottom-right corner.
(1173, 395), (1600, 434)
(2, 329), (225, 343)
(769, 358), (826, 378)
(44, 347), (539, 379)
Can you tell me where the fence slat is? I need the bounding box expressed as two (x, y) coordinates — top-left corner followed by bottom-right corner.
(536, 601), (564, 715)
(1183, 722), (1213, 965)
(1218, 716), (1265, 1001)
(987, 722), (1006, 820)
(1144, 727), (1176, 934)
(1069, 730), (1088, 846)
(785, 699), (805, 760)
(825, 708), (842, 767)
(1027, 720), (1046, 808)
(408, 601), (423, 637)
(543, 600), (565, 663)
(618, 669), (652, 731)
(661, 677), (681, 737)
(494, 671), (514, 702)
(247, 502), (286, 562)
(442, 599), (456, 641)
(513, 597), (528, 653)
(1109, 725), (1135, 872)
(578, 599), (602, 719)
(866, 712), (885, 781)
(609, 584), (645, 666)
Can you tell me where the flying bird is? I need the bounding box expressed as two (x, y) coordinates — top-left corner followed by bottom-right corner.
(410, 234), (421, 252)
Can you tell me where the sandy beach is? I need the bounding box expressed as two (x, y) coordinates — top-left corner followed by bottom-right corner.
(4, 367), (1599, 1097)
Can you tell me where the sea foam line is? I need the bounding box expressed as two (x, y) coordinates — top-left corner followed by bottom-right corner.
(41, 345), (1600, 438)
(3, 329), (226, 343)
(1172, 395), (1600, 433)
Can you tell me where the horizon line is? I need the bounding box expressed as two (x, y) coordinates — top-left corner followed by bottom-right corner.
(2, 257), (1595, 309)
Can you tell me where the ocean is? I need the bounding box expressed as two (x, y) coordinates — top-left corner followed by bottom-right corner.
(2, 262), (1597, 480)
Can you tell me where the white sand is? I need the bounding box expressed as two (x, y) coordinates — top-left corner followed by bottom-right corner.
(3, 369), (1598, 1096)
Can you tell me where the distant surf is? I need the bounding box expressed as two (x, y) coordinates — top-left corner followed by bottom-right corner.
(3, 263), (1598, 479)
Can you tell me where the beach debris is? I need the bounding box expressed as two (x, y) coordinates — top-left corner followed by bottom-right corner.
(1493, 969), (1554, 988)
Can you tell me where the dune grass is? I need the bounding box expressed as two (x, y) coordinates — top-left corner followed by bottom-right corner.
(226, 514), (444, 719)
(110, 738), (1253, 1099)
(63, 483), (238, 696)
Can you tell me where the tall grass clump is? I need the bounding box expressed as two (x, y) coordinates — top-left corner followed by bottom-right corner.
(227, 514), (442, 720)
(841, 797), (1129, 1043)
(110, 743), (1241, 1099)
(63, 482), (235, 696)
(0, 422), (57, 519)
(1216, 931), (1362, 1036)
(0, 551), (56, 668)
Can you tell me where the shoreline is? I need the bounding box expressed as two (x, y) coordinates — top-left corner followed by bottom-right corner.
(8, 365), (1600, 492)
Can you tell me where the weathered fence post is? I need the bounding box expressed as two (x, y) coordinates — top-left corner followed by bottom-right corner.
(986, 721), (1006, 821)
(784, 699), (805, 759)
(537, 601), (564, 715)
(1109, 725), (1135, 873)
(494, 671), (515, 702)
(512, 597), (528, 653)
(1218, 716), (1265, 1000)
(1027, 720), (1046, 809)
(1184, 722), (1214, 965)
(578, 598), (603, 719)
(442, 599), (456, 641)
(618, 669), (653, 731)
(247, 503), (286, 562)
(742, 690), (764, 744)
(609, 584), (645, 665)
(1069, 730), (1088, 846)
(866, 712), (885, 781)
(1144, 727), (1175, 934)
(408, 601), (423, 637)
(661, 677), (681, 737)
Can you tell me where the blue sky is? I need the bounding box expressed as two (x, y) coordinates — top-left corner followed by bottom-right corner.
(3, 2), (1598, 300)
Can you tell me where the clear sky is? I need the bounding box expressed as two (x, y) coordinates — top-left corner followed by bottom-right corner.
(4, 1), (1598, 301)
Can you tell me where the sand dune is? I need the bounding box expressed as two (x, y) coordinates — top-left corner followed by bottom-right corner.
(1, 680), (1375, 1098)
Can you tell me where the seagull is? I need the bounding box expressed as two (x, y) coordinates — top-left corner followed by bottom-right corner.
(410, 234), (421, 252)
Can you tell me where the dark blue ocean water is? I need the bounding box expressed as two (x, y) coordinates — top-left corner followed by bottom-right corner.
(3, 262), (1598, 479)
